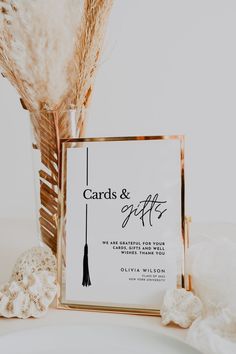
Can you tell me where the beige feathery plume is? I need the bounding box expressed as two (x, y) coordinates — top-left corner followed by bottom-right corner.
(69, 0), (113, 134)
(70, 0), (113, 106)
(0, 0), (113, 253)
(0, 0), (81, 111)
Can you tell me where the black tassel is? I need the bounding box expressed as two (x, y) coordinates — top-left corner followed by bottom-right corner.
(82, 203), (91, 287)
(82, 243), (91, 287)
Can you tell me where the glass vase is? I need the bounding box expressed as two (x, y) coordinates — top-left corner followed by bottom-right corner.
(29, 108), (86, 254)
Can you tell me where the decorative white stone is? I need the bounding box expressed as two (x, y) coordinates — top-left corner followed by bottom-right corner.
(161, 288), (202, 329)
(0, 271), (56, 318)
(12, 246), (57, 282)
(0, 246), (57, 319)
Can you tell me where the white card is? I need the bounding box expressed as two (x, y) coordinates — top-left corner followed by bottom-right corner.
(58, 136), (186, 315)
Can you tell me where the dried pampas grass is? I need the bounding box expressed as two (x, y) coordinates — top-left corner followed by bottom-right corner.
(0, 0), (113, 253)
(0, 0), (82, 110)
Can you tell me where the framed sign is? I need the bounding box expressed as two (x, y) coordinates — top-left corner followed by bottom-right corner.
(57, 135), (188, 316)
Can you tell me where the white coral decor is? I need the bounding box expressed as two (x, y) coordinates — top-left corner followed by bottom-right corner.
(161, 288), (202, 329)
(12, 246), (57, 282)
(0, 246), (57, 319)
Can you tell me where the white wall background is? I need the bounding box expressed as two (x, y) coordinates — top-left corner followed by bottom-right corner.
(0, 0), (236, 223)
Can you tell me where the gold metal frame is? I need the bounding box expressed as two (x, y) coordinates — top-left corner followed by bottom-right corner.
(57, 135), (189, 316)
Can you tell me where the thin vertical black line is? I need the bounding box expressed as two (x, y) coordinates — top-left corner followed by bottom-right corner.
(86, 147), (89, 186)
(85, 203), (88, 244)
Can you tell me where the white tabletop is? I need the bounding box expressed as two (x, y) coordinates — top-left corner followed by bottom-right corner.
(0, 307), (187, 340)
